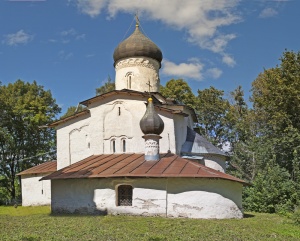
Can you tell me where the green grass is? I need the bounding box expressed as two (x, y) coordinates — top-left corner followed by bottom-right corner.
(0, 206), (299, 241)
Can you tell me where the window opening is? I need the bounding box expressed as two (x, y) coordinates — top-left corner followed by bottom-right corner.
(128, 75), (131, 89)
(117, 185), (133, 206)
(118, 107), (121, 116)
(112, 140), (116, 153)
(126, 72), (133, 89)
(122, 139), (126, 152)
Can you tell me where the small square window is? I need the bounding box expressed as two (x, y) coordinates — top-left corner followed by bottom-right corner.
(117, 185), (132, 206)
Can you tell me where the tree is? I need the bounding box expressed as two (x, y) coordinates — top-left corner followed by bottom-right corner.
(0, 80), (61, 200)
(96, 76), (115, 96)
(251, 50), (300, 180)
(195, 86), (230, 147)
(60, 105), (86, 119)
(160, 79), (196, 108)
(243, 163), (298, 213)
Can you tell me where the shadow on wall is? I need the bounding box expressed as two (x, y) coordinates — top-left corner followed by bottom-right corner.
(50, 178), (108, 215)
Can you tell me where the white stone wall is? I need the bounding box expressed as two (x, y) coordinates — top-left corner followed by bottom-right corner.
(115, 57), (160, 92)
(56, 96), (179, 169)
(56, 114), (92, 170)
(204, 155), (227, 173)
(21, 174), (52, 206)
(51, 177), (243, 219)
(166, 178), (243, 219)
(173, 115), (189, 155)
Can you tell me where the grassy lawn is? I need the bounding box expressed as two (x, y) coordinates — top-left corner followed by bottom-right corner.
(0, 206), (299, 241)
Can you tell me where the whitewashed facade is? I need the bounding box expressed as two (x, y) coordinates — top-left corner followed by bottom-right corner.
(21, 174), (52, 206)
(19, 22), (246, 219)
(51, 178), (243, 219)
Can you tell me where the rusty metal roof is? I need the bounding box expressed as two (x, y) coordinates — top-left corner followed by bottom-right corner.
(48, 110), (90, 127)
(41, 154), (246, 184)
(17, 161), (57, 176)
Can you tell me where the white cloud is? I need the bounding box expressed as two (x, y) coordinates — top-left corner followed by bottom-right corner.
(222, 54), (236, 67)
(162, 59), (204, 80)
(75, 0), (107, 17)
(206, 68), (222, 79)
(71, 0), (241, 53)
(259, 7), (278, 18)
(61, 28), (77, 36)
(76, 34), (86, 40)
(2, 30), (33, 46)
(59, 28), (86, 43)
(86, 53), (95, 58)
(48, 39), (58, 43)
(58, 50), (74, 60)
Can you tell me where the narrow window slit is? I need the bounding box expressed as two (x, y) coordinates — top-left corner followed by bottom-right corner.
(122, 139), (126, 152)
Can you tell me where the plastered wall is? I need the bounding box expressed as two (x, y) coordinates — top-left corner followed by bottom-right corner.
(21, 174), (52, 206)
(51, 177), (243, 219)
(56, 96), (179, 169)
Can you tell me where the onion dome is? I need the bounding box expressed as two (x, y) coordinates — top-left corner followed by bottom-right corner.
(113, 24), (163, 66)
(140, 98), (164, 135)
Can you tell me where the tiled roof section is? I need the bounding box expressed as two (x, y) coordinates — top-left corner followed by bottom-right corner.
(41, 154), (246, 184)
(17, 161), (57, 176)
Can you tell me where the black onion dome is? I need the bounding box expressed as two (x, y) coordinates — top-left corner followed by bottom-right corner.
(140, 98), (164, 135)
(113, 26), (163, 66)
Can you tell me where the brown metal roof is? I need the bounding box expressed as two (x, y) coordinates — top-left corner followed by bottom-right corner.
(41, 154), (247, 184)
(80, 89), (151, 106)
(17, 161), (57, 176)
(48, 110), (90, 127)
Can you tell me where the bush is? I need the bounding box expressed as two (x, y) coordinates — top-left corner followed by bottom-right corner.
(243, 164), (299, 214)
(292, 207), (300, 225)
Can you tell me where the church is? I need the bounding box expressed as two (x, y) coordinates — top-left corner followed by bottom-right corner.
(18, 20), (246, 219)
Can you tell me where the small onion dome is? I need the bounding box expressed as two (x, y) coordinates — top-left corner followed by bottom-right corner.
(140, 98), (164, 135)
(113, 25), (163, 67)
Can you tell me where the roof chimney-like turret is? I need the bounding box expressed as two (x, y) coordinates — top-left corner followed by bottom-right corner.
(140, 97), (164, 161)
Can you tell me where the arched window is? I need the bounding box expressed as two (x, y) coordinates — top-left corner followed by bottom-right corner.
(117, 185), (133, 206)
(122, 139), (126, 153)
(125, 72), (133, 89)
(111, 139), (116, 153)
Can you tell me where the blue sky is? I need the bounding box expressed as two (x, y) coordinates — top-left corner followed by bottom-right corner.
(0, 0), (299, 115)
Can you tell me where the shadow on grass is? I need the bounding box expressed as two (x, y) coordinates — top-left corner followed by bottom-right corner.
(243, 213), (255, 218)
(49, 209), (108, 217)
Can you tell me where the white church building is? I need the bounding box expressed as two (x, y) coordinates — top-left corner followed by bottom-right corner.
(18, 20), (246, 219)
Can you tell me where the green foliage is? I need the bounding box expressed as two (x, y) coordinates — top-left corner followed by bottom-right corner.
(251, 50), (300, 178)
(1, 206), (300, 240)
(60, 105), (86, 119)
(195, 86), (230, 147)
(0, 80), (61, 200)
(96, 75), (115, 96)
(243, 164), (298, 214)
(292, 207), (300, 225)
(160, 79), (196, 108)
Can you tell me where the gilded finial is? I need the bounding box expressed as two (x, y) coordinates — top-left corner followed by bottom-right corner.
(135, 11), (139, 28)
